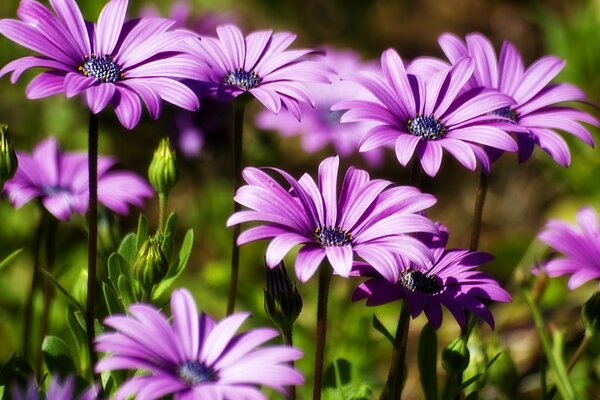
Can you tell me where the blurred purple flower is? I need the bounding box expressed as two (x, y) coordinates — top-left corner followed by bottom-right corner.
(437, 33), (597, 166)
(11, 375), (98, 400)
(256, 48), (384, 165)
(4, 137), (153, 221)
(96, 288), (303, 400)
(188, 24), (332, 119)
(332, 48), (518, 177)
(538, 206), (600, 289)
(0, 0), (202, 129)
(353, 224), (511, 329)
(227, 156), (437, 282)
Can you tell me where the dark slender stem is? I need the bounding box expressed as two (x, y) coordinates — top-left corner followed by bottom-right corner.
(158, 192), (167, 232)
(226, 98), (247, 315)
(469, 170), (489, 251)
(282, 327), (296, 400)
(409, 158), (422, 188)
(380, 299), (411, 400)
(547, 334), (592, 399)
(86, 112), (99, 376)
(313, 267), (332, 400)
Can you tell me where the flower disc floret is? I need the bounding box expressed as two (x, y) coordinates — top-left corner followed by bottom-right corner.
(177, 361), (217, 386)
(313, 225), (352, 247)
(80, 54), (123, 83)
(225, 68), (262, 90)
(407, 115), (447, 140)
(399, 269), (443, 294)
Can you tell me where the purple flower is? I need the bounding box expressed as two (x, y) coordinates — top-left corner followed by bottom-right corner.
(11, 376), (98, 400)
(332, 48), (518, 177)
(96, 288), (303, 400)
(437, 33), (598, 166)
(538, 206), (600, 289)
(226, 156), (437, 282)
(187, 24), (332, 119)
(4, 137), (153, 221)
(352, 224), (511, 329)
(0, 0), (202, 129)
(256, 47), (384, 165)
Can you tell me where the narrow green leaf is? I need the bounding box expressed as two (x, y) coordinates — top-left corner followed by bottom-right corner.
(372, 314), (394, 345)
(117, 233), (137, 265)
(164, 212), (177, 236)
(323, 358), (373, 400)
(161, 232), (174, 263)
(136, 214), (148, 251)
(67, 308), (87, 372)
(152, 229), (193, 300)
(118, 275), (136, 308)
(419, 323), (438, 400)
(0, 248), (23, 271)
(107, 253), (130, 286)
(453, 353), (502, 395)
(102, 282), (123, 315)
(42, 336), (76, 377)
(41, 269), (84, 313)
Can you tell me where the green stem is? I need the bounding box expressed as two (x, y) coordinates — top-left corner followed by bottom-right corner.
(380, 299), (410, 400)
(158, 192), (167, 232)
(469, 169), (488, 252)
(282, 327), (296, 400)
(226, 97), (248, 315)
(547, 334), (592, 399)
(313, 267), (332, 400)
(86, 111), (99, 377)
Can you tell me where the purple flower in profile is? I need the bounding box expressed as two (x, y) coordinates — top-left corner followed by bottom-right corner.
(437, 33), (597, 166)
(96, 288), (303, 400)
(187, 24), (332, 119)
(0, 0), (202, 129)
(4, 137), (152, 221)
(352, 224), (511, 329)
(11, 376), (98, 400)
(227, 156), (437, 282)
(332, 48), (518, 177)
(256, 47), (384, 165)
(537, 206), (600, 289)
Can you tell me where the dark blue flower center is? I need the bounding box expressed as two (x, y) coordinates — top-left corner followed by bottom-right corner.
(406, 115), (446, 140)
(177, 361), (217, 386)
(224, 68), (262, 90)
(44, 186), (70, 196)
(313, 225), (352, 247)
(399, 270), (443, 295)
(489, 106), (519, 122)
(79, 54), (123, 83)
(322, 109), (345, 126)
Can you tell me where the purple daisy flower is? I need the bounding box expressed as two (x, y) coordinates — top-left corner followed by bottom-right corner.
(226, 156), (438, 283)
(96, 288), (304, 400)
(537, 206), (600, 289)
(437, 32), (598, 166)
(11, 376), (98, 400)
(4, 137), (153, 221)
(187, 24), (332, 119)
(256, 47), (384, 166)
(332, 48), (518, 177)
(352, 224), (511, 329)
(0, 0), (202, 129)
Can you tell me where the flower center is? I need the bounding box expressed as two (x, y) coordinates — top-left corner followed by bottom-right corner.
(399, 270), (443, 295)
(177, 361), (217, 386)
(224, 68), (262, 90)
(44, 186), (70, 196)
(406, 115), (447, 140)
(79, 54), (123, 83)
(489, 106), (519, 122)
(313, 225), (352, 247)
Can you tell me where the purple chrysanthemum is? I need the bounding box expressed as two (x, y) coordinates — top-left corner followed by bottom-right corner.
(256, 47), (384, 165)
(187, 24), (332, 119)
(226, 156), (438, 283)
(332, 48), (519, 177)
(96, 288), (304, 400)
(537, 206), (600, 289)
(437, 32), (597, 166)
(0, 0), (202, 129)
(11, 376), (98, 400)
(4, 137), (153, 221)
(352, 224), (511, 329)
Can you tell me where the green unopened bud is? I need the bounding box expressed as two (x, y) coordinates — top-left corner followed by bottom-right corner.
(486, 339), (517, 396)
(462, 330), (488, 395)
(0, 124), (18, 186)
(264, 261), (303, 334)
(442, 337), (470, 375)
(133, 234), (169, 295)
(582, 290), (600, 337)
(148, 138), (179, 196)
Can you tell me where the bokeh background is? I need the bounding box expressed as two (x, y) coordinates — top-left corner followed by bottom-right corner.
(1, 0), (600, 398)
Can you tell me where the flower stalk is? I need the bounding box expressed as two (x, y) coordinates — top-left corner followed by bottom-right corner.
(470, 169), (489, 251)
(313, 266), (332, 400)
(380, 299), (410, 399)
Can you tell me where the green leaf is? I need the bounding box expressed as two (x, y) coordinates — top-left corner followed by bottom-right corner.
(102, 282), (123, 315)
(41, 269), (84, 313)
(67, 307), (87, 372)
(136, 214), (148, 251)
(152, 229), (193, 300)
(161, 232), (174, 263)
(372, 314), (394, 345)
(118, 275), (136, 308)
(0, 248), (23, 271)
(107, 253), (130, 286)
(452, 353), (502, 396)
(164, 211), (177, 237)
(117, 233), (137, 265)
(419, 323), (438, 400)
(323, 358), (373, 400)
(42, 336), (76, 377)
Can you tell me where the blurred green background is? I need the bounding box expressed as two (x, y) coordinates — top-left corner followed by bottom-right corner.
(1, 0), (600, 398)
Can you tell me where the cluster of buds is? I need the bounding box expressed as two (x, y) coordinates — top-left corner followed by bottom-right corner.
(133, 233), (169, 298)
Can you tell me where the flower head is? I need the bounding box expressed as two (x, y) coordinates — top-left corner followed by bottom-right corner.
(227, 156), (437, 282)
(0, 0), (202, 129)
(187, 24), (332, 119)
(96, 288), (303, 400)
(333, 48), (518, 177)
(4, 137), (153, 221)
(437, 32), (598, 166)
(537, 206), (600, 289)
(11, 375), (97, 400)
(352, 224), (511, 329)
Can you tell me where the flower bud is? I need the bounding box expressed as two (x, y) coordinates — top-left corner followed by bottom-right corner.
(148, 138), (179, 196)
(133, 233), (169, 295)
(264, 261), (302, 334)
(442, 336), (470, 375)
(582, 291), (600, 337)
(462, 330), (488, 395)
(486, 339), (517, 396)
(0, 124), (18, 186)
